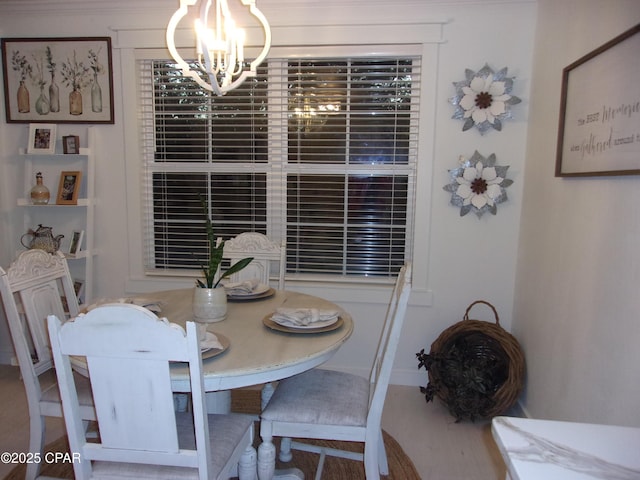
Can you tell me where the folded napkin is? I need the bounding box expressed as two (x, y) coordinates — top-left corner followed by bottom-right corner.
(83, 297), (164, 314)
(224, 278), (260, 295)
(127, 297), (164, 313)
(271, 307), (339, 327)
(200, 331), (224, 351)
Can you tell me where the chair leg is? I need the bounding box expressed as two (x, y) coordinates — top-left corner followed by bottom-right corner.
(238, 444), (258, 480)
(26, 414), (45, 480)
(364, 439), (382, 480)
(258, 423), (276, 480)
(279, 437), (293, 462)
(377, 429), (389, 475)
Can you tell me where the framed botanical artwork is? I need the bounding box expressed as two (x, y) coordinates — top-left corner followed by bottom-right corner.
(56, 170), (82, 205)
(68, 229), (84, 255)
(27, 123), (56, 154)
(63, 135), (80, 154)
(556, 23), (640, 177)
(1, 37), (114, 123)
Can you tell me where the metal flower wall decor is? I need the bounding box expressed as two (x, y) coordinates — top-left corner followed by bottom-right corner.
(443, 151), (513, 218)
(450, 64), (521, 134)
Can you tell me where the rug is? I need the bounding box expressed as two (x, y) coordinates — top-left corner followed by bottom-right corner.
(3, 388), (420, 479)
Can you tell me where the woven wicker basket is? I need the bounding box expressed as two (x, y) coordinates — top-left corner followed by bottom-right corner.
(426, 301), (525, 420)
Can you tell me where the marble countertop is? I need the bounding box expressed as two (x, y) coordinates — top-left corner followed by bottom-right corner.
(492, 416), (640, 480)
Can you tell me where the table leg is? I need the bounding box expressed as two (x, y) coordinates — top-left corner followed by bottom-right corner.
(205, 390), (231, 413)
(261, 382), (275, 409)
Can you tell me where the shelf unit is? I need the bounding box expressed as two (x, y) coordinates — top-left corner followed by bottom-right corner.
(17, 127), (96, 303)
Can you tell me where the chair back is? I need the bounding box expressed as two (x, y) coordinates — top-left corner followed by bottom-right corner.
(367, 263), (412, 425)
(48, 304), (211, 478)
(223, 232), (286, 289)
(0, 250), (79, 384)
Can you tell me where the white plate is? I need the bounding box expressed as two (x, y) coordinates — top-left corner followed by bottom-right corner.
(226, 283), (271, 298)
(271, 315), (339, 330)
(263, 315), (344, 334)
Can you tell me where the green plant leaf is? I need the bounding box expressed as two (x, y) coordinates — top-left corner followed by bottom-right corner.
(214, 257), (254, 288)
(195, 194), (254, 289)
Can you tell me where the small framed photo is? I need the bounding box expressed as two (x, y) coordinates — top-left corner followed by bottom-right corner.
(74, 280), (84, 297)
(61, 278), (85, 312)
(62, 135), (80, 154)
(68, 230), (85, 255)
(27, 123), (56, 154)
(56, 171), (82, 205)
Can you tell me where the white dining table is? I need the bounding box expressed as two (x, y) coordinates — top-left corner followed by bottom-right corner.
(145, 288), (353, 391)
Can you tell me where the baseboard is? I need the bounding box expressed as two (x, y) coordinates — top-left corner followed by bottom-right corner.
(0, 351), (17, 366)
(318, 364), (426, 387)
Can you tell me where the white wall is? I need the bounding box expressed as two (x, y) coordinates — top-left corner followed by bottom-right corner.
(514, 0), (640, 426)
(0, 0), (536, 387)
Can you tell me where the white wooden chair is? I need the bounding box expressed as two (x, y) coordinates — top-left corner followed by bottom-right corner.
(0, 249), (96, 480)
(222, 232), (286, 290)
(47, 303), (257, 480)
(258, 263), (412, 480)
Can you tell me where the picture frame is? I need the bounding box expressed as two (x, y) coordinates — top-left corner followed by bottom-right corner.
(56, 170), (82, 205)
(63, 135), (80, 154)
(68, 229), (84, 255)
(74, 280), (85, 300)
(61, 279), (84, 312)
(1, 37), (114, 124)
(556, 23), (640, 177)
(27, 123), (56, 154)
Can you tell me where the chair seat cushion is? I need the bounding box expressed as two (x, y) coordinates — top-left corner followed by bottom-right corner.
(262, 369), (369, 427)
(91, 413), (254, 479)
(41, 372), (95, 407)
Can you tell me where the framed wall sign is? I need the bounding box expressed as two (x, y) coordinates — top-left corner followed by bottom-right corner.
(1, 37), (114, 124)
(556, 23), (640, 177)
(27, 123), (56, 154)
(56, 171), (82, 205)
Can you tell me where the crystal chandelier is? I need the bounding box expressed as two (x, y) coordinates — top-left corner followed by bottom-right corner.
(166, 0), (271, 95)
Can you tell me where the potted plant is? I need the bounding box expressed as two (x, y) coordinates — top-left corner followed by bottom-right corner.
(192, 198), (253, 322)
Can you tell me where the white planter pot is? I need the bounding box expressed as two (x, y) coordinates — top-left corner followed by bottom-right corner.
(193, 287), (227, 322)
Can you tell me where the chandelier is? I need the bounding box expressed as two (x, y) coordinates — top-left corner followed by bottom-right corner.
(289, 82), (342, 133)
(166, 0), (271, 95)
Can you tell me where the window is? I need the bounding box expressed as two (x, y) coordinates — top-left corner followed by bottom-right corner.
(139, 54), (420, 281)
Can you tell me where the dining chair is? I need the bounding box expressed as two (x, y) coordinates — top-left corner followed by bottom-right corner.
(0, 249), (96, 480)
(222, 232), (286, 290)
(47, 303), (257, 480)
(258, 262), (412, 480)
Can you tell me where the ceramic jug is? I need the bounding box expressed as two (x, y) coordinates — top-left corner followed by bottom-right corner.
(20, 224), (64, 254)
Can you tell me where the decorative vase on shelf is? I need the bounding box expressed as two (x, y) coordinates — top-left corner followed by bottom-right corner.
(91, 73), (102, 113)
(17, 80), (30, 113)
(69, 88), (82, 115)
(49, 73), (60, 112)
(35, 86), (50, 115)
(193, 287), (227, 323)
(30, 172), (50, 205)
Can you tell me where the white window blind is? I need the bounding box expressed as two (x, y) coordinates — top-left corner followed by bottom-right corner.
(139, 54), (420, 279)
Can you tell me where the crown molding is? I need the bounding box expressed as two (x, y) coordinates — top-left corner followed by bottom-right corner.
(0, 0), (535, 15)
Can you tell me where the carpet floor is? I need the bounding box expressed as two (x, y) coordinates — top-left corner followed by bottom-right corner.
(3, 387), (419, 479)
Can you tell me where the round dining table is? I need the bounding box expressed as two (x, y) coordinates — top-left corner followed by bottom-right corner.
(141, 287), (353, 400)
